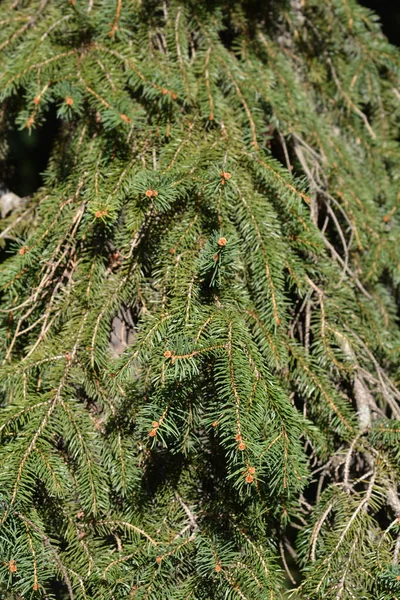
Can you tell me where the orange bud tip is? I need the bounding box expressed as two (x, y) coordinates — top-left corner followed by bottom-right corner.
(383, 215), (389, 223)
(217, 237), (227, 247)
(171, 93), (178, 100)
(65, 96), (74, 106)
(162, 89), (168, 95)
(209, 114), (214, 120)
(238, 442), (246, 451)
(8, 560), (17, 573)
(164, 350), (172, 358)
(149, 429), (157, 437)
(19, 245), (29, 255)
(215, 564), (222, 572)
(33, 583), (40, 591)
(152, 421), (159, 428)
(169, 248), (176, 254)
(235, 434), (242, 441)
(245, 474), (254, 483)
(145, 190), (153, 198)
(33, 96), (40, 105)
(120, 114), (131, 123)
(248, 466), (256, 474)
(26, 117), (35, 128)
(211, 421), (218, 427)
(156, 556), (162, 563)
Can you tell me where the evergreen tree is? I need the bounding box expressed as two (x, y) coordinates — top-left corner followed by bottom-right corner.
(0, 0), (400, 598)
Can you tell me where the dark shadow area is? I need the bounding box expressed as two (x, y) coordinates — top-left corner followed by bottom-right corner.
(359, 0), (400, 45)
(3, 106), (59, 197)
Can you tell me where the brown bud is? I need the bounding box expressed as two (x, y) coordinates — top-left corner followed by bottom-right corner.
(211, 421), (218, 427)
(9, 560), (17, 573)
(33, 583), (40, 590)
(152, 421), (159, 428)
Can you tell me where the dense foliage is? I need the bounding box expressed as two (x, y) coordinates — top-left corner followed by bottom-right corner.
(1, 0), (400, 598)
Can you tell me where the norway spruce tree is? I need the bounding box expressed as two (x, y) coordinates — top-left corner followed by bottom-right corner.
(0, 0), (400, 598)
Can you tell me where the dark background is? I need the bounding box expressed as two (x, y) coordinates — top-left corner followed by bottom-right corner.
(3, 0), (400, 198)
(361, 0), (400, 45)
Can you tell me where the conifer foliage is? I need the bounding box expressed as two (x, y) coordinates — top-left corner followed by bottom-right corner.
(0, 0), (400, 598)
